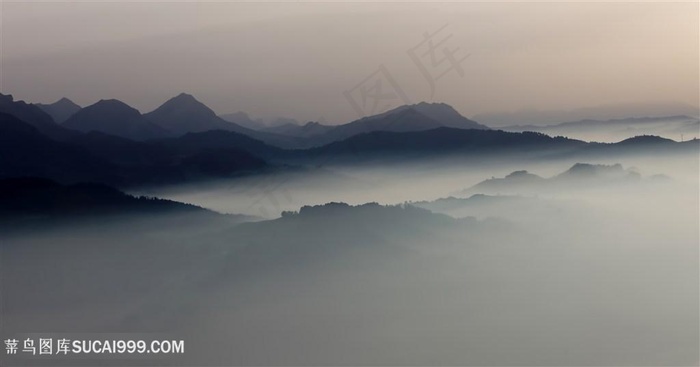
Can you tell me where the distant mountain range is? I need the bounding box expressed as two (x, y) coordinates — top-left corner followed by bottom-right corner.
(457, 163), (646, 196)
(6, 92), (698, 149)
(474, 102), (700, 127)
(1, 92), (698, 187)
(35, 97), (81, 123)
(64, 99), (168, 141)
(145, 93), (239, 135)
(219, 111), (301, 131)
(2, 92), (491, 148)
(411, 194), (566, 223)
(503, 115), (700, 142)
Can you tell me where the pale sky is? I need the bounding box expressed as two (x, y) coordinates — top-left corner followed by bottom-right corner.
(1, 1), (697, 124)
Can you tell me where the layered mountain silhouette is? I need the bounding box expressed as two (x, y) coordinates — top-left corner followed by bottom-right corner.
(145, 93), (305, 148)
(302, 102), (489, 147)
(224, 102), (486, 146)
(2, 90), (698, 187)
(145, 93), (238, 134)
(221, 202), (485, 275)
(411, 194), (566, 222)
(36, 97), (81, 123)
(219, 111), (264, 130)
(0, 177), (210, 218)
(473, 102), (700, 127)
(1, 113), (268, 186)
(459, 163), (644, 196)
(0, 93), (75, 140)
(261, 121), (334, 138)
(302, 128), (587, 160)
(0, 177), (260, 231)
(504, 115), (700, 142)
(385, 102), (488, 130)
(63, 99), (169, 141)
(0, 112), (119, 183)
(219, 112), (301, 131)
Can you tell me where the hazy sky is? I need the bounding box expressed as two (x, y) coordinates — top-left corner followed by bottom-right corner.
(1, 1), (697, 124)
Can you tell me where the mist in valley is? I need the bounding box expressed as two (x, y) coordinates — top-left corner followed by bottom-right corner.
(1, 2), (698, 365)
(3, 148), (697, 366)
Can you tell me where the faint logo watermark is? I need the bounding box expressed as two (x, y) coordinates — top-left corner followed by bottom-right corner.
(345, 23), (470, 119)
(244, 23), (471, 217)
(407, 23), (470, 99)
(343, 64), (411, 118)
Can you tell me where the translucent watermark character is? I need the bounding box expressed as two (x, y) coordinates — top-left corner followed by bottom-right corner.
(407, 23), (470, 99)
(344, 64), (411, 118)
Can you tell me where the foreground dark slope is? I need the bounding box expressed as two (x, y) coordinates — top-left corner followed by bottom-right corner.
(0, 177), (255, 235)
(0, 177), (210, 218)
(0, 112), (120, 183)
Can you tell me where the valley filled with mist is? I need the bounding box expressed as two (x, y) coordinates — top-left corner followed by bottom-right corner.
(1, 2), (699, 364)
(1, 89), (698, 366)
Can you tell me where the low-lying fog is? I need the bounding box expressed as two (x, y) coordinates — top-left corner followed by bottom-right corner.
(135, 151), (699, 219)
(2, 150), (698, 366)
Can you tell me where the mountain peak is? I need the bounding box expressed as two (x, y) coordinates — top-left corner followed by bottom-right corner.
(367, 102), (489, 130)
(91, 99), (140, 115)
(63, 99), (166, 140)
(172, 92), (197, 102)
(55, 97), (77, 105)
(145, 93), (236, 135)
(154, 93), (214, 114)
(35, 97), (82, 124)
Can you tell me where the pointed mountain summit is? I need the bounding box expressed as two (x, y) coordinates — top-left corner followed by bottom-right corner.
(303, 102), (489, 147)
(145, 93), (238, 135)
(373, 102), (489, 130)
(63, 99), (168, 141)
(413, 102), (489, 129)
(36, 97), (81, 123)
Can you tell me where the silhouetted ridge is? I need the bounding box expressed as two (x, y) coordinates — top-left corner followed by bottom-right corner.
(617, 135), (675, 145)
(0, 112), (119, 183)
(284, 202), (458, 227)
(63, 99), (168, 141)
(145, 93), (235, 134)
(0, 177), (213, 219)
(307, 127), (585, 158)
(461, 163), (644, 196)
(36, 97), (81, 123)
(0, 93), (75, 140)
(558, 163), (624, 178)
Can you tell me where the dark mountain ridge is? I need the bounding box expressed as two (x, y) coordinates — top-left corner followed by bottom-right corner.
(0, 93), (76, 140)
(63, 99), (169, 141)
(36, 97), (82, 123)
